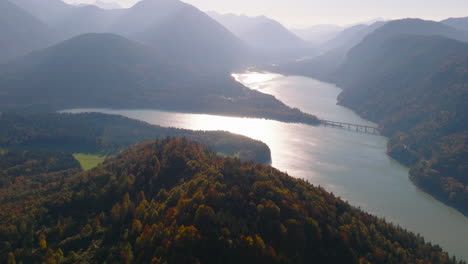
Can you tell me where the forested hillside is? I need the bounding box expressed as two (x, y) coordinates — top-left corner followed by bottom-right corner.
(0, 112), (271, 164)
(273, 18), (468, 215)
(333, 33), (468, 214)
(0, 33), (318, 125)
(0, 149), (81, 188)
(0, 0), (321, 126)
(0, 139), (463, 264)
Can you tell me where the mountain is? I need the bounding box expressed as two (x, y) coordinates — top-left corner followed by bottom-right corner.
(291, 24), (343, 46)
(0, 33), (176, 110)
(333, 33), (468, 214)
(12, 0), (71, 24)
(11, 0), (121, 41)
(274, 18), (468, 215)
(0, 33), (319, 125)
(274, 18), (468, 81)
(321, 22), (386, 53)
(209, 12), (311, 54)
(0, 138), (462, 264)
(342, 19), (468, 65)
(336, 34), (468, 121)
(74, 1), (121, 9)
(442, 17), (468, 31)
(12, 0), (248, 72)
(270, 21), (385, 79)
(0, 112), (272, 164)
(109, 0), (247, 72)
(334, 19), (468, 85)
(0, 0), (53, 63)
(50, 5), (123, 40)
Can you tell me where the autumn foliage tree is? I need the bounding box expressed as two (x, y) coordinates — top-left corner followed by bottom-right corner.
(0, 139), (464, 264)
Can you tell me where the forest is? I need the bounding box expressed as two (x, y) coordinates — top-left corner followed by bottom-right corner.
(267, 20), (467, 215)
(0, 32), (319, 126)
(0, 138), (463, 264)
(0, 149), (81, 188)
(1, 1), (466, 262)
(0, 112), (271, 164)
(332, 33), (468, 215)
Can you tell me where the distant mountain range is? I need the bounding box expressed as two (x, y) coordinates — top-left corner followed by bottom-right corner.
(209, 12), (315, 62)
(0, 0), (322, 125)
(347, 18), (468, 56)
(0, 33), (318, 124)
(274, 18), (468, 79)
(321, 22), (386, 53)
(291, 24), (343, 46)
(12, 0), (72, 24)
(110, 1), (246, 72)
(271, 21), (386, 79)
(79, 0), (244, 71)
(2, 0), (246, 72)
(209, 12), (309, 51)
(334, 18), (468, 85)
(0, 0), (53, 63)
(442, 17), (468, 31)
(51, 4), (121, 40)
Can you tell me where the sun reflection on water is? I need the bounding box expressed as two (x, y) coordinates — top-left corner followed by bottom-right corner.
(232, 72), (282, 90)
(185, 114), (279, 142)
(63, 72), (468, 261)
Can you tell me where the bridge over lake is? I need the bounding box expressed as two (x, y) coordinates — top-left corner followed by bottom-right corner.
(319, 119), (381, 135)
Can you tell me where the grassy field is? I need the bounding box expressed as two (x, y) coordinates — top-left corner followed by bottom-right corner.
(73, 153), (107, 170)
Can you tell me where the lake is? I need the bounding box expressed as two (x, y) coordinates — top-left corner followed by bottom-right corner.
(65, 72), (468, 261)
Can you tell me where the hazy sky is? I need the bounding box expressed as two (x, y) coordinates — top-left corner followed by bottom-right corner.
(64, 0), (468, 27)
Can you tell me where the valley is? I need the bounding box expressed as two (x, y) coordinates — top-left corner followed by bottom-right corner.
(63, 72), (468, 261)
(0, 0), (466, 263)
(271, 18), (468, 217)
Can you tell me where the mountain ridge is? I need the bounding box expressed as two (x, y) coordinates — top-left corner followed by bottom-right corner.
(209, 12), (315, 63)
(0, 33), (320, 125)
(209, 12), (309, 51)
(0, 0), (54, 63)
(441, 17), (468, 32)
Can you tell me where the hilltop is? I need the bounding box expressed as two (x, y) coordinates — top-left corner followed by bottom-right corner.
(0, 139), (462, 264)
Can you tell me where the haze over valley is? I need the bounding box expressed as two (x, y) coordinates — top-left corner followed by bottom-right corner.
(0, 0), (467, 263)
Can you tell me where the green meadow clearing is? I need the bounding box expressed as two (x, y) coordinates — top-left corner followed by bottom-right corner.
(73, 153), (107, 170)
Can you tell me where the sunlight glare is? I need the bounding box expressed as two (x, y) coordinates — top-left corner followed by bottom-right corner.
(232, 72), (282, 90)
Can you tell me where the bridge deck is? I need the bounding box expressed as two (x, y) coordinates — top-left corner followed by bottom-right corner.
(319, 119), (381, 135)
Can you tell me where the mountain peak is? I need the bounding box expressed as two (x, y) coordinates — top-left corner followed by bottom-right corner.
(209, 12), (310, 54)
(351, 18), (468, 55)
(442, 16), (468, 31)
